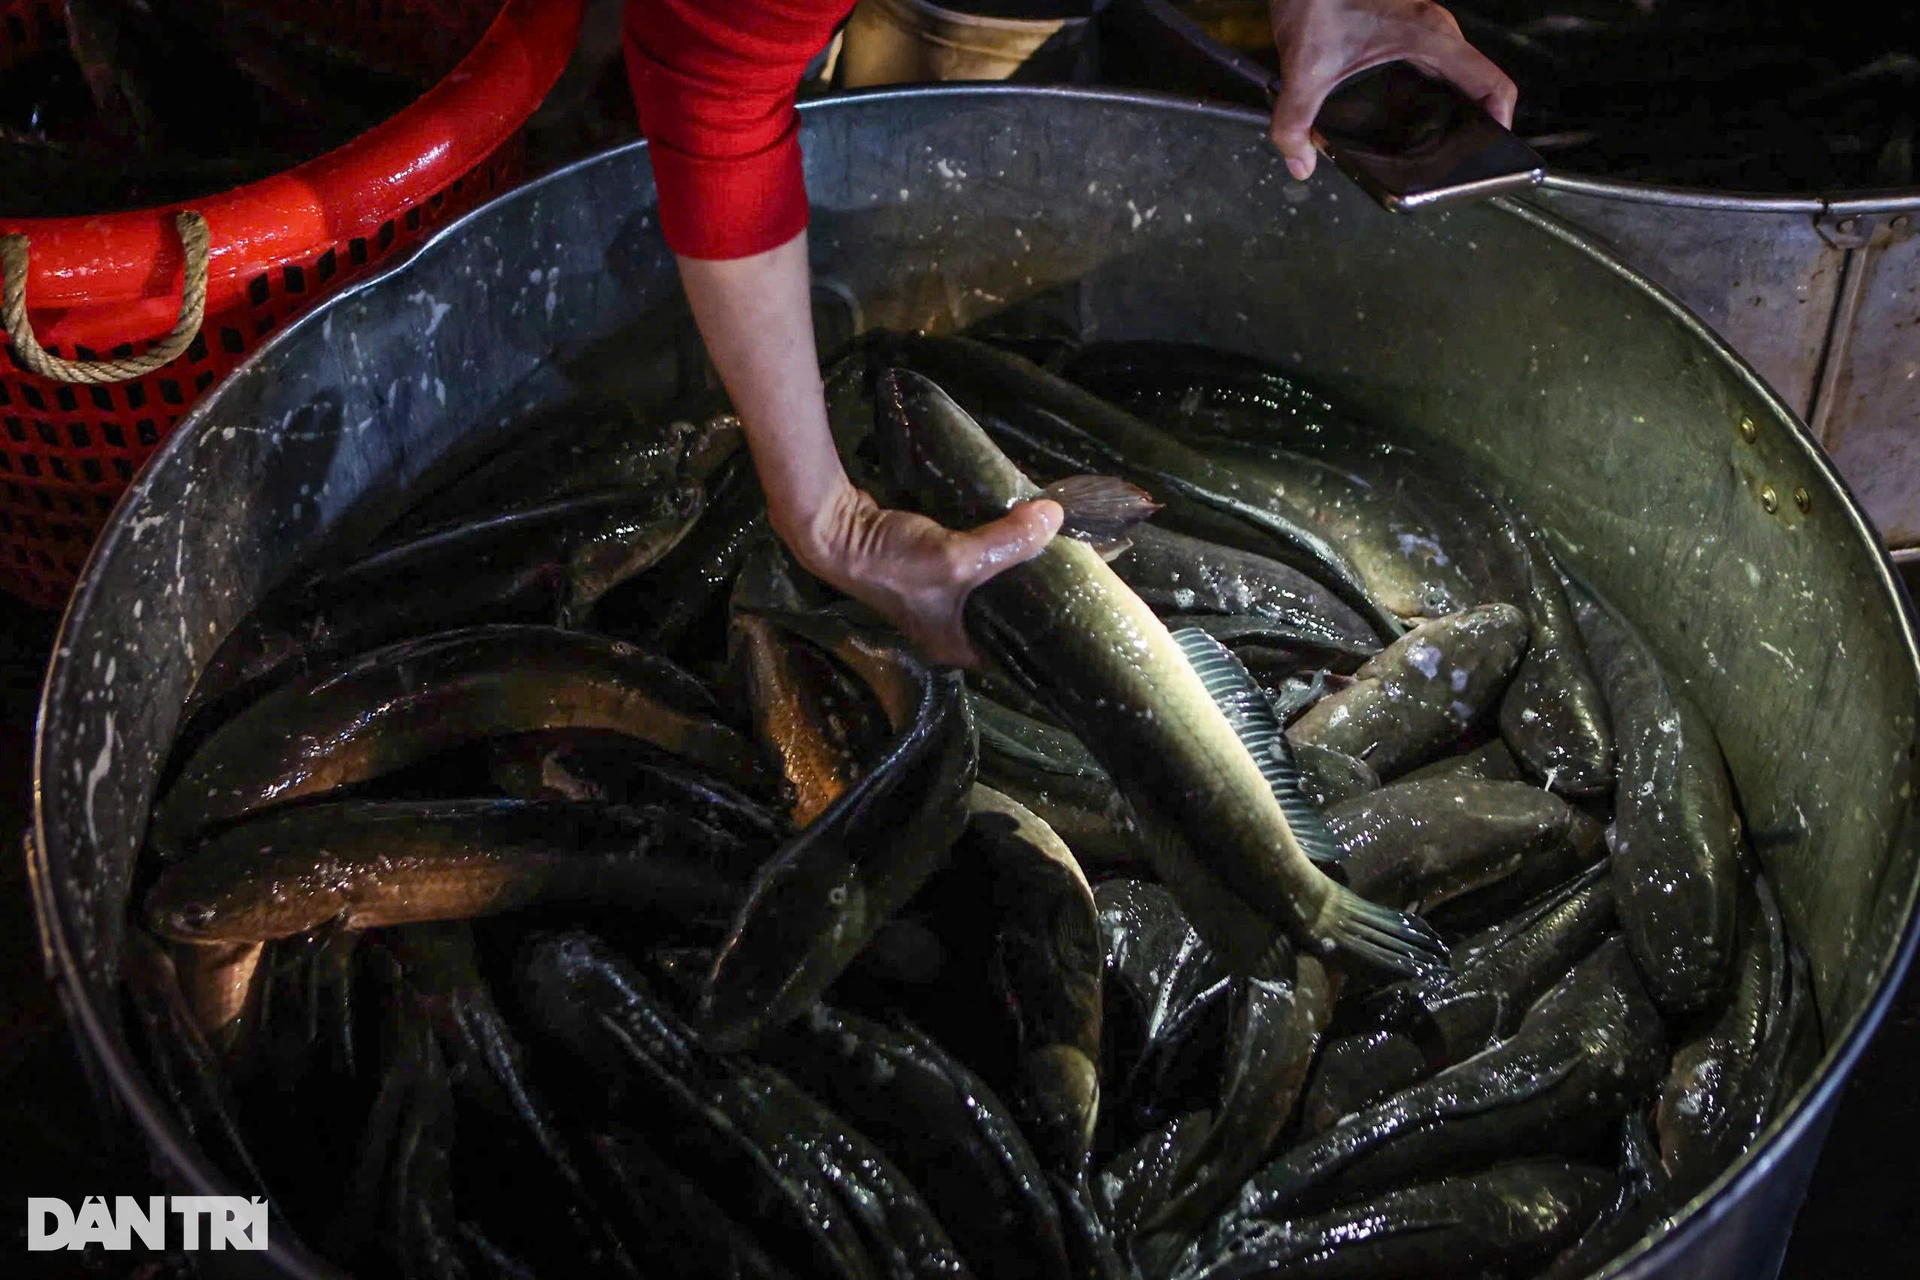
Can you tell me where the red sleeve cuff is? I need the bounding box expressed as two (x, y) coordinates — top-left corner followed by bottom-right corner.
(644, 120), (811, 261)
(622, 0), (832, 261)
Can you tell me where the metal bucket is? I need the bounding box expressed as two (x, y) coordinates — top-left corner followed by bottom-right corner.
(839, 0), (1096, 87)
(26, 86), (1920, 1278)
(1102, 0), (1920, 556)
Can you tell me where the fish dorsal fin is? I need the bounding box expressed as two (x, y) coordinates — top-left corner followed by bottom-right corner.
(1170, 626), (1346, 871)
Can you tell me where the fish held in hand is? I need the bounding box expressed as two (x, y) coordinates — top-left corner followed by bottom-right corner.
(1287, 604), (1529, 781)
(876, 367), (1445, 982)
(882, 333), (1401, 636)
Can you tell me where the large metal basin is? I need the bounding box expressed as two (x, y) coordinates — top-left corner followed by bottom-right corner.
(27, 86), (1920, 1279)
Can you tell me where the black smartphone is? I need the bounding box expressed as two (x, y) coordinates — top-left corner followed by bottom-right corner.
(1294, 61), (1544, 212)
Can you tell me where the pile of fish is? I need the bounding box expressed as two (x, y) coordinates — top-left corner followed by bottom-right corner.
(126, 330), (1822, 1280)
(0, 1), (464, 218)
(1177, 0), (1918, 191)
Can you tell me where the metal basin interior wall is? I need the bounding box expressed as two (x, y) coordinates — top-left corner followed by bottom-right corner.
(27, 88), (1920, 1280)
(1102, 0), (1920, 555)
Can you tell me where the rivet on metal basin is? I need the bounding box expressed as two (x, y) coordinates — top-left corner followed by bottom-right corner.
(1740, 416), (1758, 443)
(1837, 217), (1858, 235)
(1895, 215), (1913, 231)
(1795, 487), (1812, 513)
(1762, 485), (1779, 513)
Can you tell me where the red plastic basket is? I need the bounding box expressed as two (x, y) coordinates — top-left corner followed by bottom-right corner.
(0, 0), (584, 608)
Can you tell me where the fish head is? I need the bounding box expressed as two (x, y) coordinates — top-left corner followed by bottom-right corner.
(874, 367), (1039, 529)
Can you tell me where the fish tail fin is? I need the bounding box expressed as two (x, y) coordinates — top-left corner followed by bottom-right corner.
(1043, 474), (1163, 545)
(1321, 888), (1450, 980)
(1169, 627), (1346, 873)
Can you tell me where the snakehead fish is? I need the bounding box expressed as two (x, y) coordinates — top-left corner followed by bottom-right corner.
(875, 368), (1446, 981)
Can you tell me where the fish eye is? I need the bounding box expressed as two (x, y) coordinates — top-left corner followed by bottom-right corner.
(177, 903), (216, 930)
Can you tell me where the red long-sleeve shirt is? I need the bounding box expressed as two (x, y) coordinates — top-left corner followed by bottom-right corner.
(624, 0), (856, 260)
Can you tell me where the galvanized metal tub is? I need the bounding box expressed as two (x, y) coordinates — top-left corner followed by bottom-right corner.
(1104, 0), (1920, 554)
(26, 86), (1920, 1279)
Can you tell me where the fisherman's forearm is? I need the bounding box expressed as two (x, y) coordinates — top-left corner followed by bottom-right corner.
(674, 229), (852, 569)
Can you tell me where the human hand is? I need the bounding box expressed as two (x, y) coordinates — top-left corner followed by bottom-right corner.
(793, 483), (1063, 667)
(1266, 0), (1518, 180)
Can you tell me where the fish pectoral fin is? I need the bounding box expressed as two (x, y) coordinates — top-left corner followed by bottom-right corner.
(1043, 474), (1164, 543)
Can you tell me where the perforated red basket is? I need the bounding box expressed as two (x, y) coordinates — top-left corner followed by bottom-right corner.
(0, 0), (584, 608)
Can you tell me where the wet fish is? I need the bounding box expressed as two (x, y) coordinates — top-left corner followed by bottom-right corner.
(523, 932), (976, 1280)
(970, 783), (1106, 1173)
(1053, 1172), (1140, 1280)
(1055, 342), (1348, 445)
(153, 624), (765, 854)
(1656, 868), (1797, 1202)
(978, 763), (1155, 873)
(382, 922), (647, 1278)
(1063, 340), (1612, 794)
(146, 798), (748, 942)
(881, 333), (1402, 636)
(1413, 859), (1619, 1061)
(971, 692), (1154, 871)
(187, 485), (709, 723)
(487, 729), (785, 840)
(1111, 525), (1381, 653)
(1095, 881), (1230, 1093)
(1538, 1114), (1669, 1280)
(973, 690), (1106, 779)
(1570, 578), (1742, 1016)
(617, 452), (771, 655)
(1487, 505), (1615, 797)
(1174, 615), (1378, 674)
(1288, 743), (1378, 809)
(1287, 605), (1529, 781)
(588, 1124), (797, 1280)
(877, 367), (1445, 980)
(1213, 936), (1664, 1228)
(1178, 1160), (1616, 1280)
(171, 938), (266, 1053)
(755, 1003), (1074, 1280)
(1096, 1112), (1213, 1239)
(1293, 1027), (1431, 1144)
(1144, 950), (1335, 1237)
(699, 642), (976, 1051)
(1398, 737), (1524, 786)
(1325, 777), (1605, 915)
(1299, 861), (1616, 1135)
(123, 930), (278, 1201)
(390, 397), (739, 539)
(238, 925), (364, 1089)
(732, 611), (875, 828)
